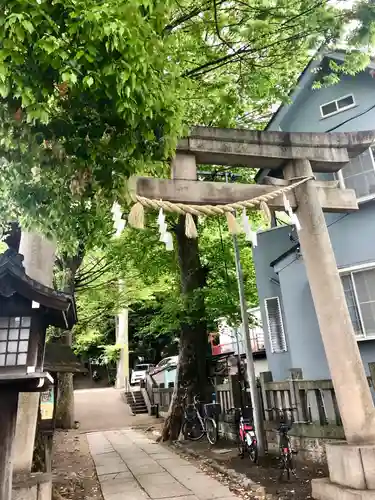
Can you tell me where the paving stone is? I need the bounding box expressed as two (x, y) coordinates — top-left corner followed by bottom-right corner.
(92, 451), (124, 466)
(118, 451), (149, 462)
(101, 478), (142, 496)
(103, 490), (150, 500)
(166, 466), (205, 482)
(98, 471), (134, 483)
(96, 463), (129, 475)
(93, 455), (129, 475)
(176, 475), (233, 499)
(157, 458), (195, 471)
(140, 444), (171, 455)
(150, 452), (176, 460)
(88, 429), (239, 500)
(86, 432), (114, 455)
(137, 473), (191, 499)
(215, 497), (238, 500)
(127, 459), (165, 476)
(160, 497), (197, 500)
(105, 431), (135, 447)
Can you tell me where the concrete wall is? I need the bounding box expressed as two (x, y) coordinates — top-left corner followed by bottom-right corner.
(256, 63), (375, 381)
(273, 256), (330, 380)
(270, 200), (375, 380)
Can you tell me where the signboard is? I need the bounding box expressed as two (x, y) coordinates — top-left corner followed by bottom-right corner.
(40, 388), (54, 421)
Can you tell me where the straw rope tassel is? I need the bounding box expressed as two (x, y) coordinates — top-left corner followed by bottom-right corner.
(185, 213), (198, 239)
(128, 176), (313, 228)
(226, 211), (241, 234)
(128, 202), (145, 229)
(260, 201), (272, 225)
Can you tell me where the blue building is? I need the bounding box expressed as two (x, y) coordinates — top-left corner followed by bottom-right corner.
(253, 50), (375, 381)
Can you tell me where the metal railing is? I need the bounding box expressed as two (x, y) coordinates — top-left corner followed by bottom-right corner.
(211, 334), (265, 356)
(125, 377), (136, 416)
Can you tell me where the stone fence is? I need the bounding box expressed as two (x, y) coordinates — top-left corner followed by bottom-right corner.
(146, 363), (375, 464)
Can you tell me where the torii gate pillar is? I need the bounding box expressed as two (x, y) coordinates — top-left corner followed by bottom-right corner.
(284, 160), (375, 499)
(285, 159), (374, 444)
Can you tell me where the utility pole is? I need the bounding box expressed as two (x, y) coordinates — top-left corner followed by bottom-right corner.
(232, 230), (265, 456)
(225, 172), (265, 457)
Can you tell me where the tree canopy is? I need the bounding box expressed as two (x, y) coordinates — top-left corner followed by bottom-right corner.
(73, 208), (262, 364)
(2, 0), (375, 369)
(1, 0), (375, 252)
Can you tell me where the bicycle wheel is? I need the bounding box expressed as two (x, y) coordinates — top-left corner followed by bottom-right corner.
(237, 433), (245, 458)
(205, 417), (218, 445)
(278, 454), (289, 481)
(248, 442), (258, 463)
(287, 455), (297, 478)
(182, 419), (205, 441)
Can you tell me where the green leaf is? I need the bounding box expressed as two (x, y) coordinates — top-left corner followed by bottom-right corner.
(83, 75), (94, 87)
(22, 20), (34, 34)
(0, 82), (8, 97)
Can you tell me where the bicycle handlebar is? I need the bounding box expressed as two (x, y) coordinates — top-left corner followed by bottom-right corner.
(265, 407), (296, 412)
(182, 392), (200, 405)
(225, 406), (252, 414)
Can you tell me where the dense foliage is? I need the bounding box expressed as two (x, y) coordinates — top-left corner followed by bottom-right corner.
(1, 0), (375, 363)
(1, 0), (374, 249)
(73, 213), (261, 362)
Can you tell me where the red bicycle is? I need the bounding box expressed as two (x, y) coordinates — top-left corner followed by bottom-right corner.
(227, 407), (258, 463)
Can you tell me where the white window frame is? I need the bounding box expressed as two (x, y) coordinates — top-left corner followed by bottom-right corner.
(264, 297), (287, 353)
(336, 146), (375, 203)
(339, 263), (375, 341)
(320, 94), (356, 119)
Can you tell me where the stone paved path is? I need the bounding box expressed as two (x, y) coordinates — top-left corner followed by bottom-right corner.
(87, 429), (239, 500)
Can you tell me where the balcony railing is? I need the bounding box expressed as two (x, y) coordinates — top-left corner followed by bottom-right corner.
(211, 333), (265, 357)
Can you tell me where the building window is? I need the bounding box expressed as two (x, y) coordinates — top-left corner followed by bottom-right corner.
(264, 297), (287, 353)
(0, 316), (31, 366)
(341, 267), (375, 339)
(336, 148), (375, 202)
(320, 94), (355, 118)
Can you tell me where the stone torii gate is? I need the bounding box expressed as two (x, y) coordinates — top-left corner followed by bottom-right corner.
(130, 127), (375, 499)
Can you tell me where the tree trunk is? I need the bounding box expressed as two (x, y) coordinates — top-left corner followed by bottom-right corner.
(54, 251), (84, 429)
(162, 216), (208, 441)
(55, 373), (75, 429)
(55, 331), (75, 429)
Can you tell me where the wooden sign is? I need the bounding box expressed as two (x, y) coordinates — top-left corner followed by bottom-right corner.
(40, 388), (54, 421)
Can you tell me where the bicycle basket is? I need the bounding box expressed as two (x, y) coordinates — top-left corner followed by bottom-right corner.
(241, 406), (253, 420)
(204, 403), (221, 419)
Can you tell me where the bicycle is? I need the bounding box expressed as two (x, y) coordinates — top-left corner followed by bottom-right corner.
(227, 406), (258, 463)
(266, 407), (297, 480)
(182, 394), (219, 445)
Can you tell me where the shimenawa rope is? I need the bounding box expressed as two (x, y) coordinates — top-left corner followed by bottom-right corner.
(128, 175), (313, 238)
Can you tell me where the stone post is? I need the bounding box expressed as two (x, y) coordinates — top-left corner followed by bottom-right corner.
(288, 368), (304, 423)
(13, 232), (56, 473)
(259, 371), (272, 420)
(115, 306), (129, 389)
(0, 391), (19, 500)
(284, 160), (375, 445)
